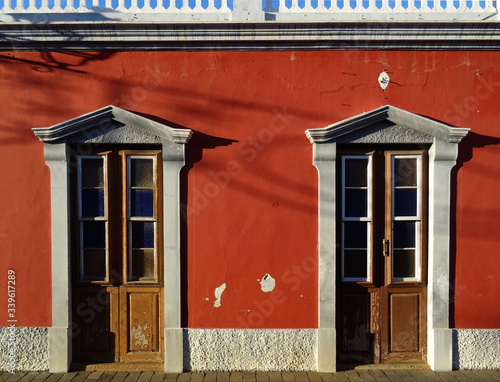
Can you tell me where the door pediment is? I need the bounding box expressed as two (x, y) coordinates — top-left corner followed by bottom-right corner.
(305, 105), (469, 145)
(32, 105), (192, 145)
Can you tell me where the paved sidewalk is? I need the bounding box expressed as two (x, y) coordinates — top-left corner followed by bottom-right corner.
(1, 370), (500, 382)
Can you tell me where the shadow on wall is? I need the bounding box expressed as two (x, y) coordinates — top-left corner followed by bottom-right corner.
(131, 111), (239, 327)
(449, 131), (500, 328)
(0, 51), (115, 74)
(452, 330), (460, 370)
(181, 131), (238, 327)
(0, 52), (117, 145)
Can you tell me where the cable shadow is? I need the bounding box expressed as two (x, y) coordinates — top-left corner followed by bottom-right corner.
(0, 51), (116, 74)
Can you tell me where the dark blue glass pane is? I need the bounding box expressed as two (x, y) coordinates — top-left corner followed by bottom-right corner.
(83, 249), (106, 279)
(344, 250), (367, 279)
(344, 189), (367, 217)
(131, 189), (154, 217)
(132, 221), (155, 249)
(344, 221), (367, 249)
(394, 189), (417, 216)
(81, 189), (104, 217)
(393, 221), (416, 249)
(82, 221), (106, 248)
(393, 250), (416, 278)
(344, 158), (368, 187)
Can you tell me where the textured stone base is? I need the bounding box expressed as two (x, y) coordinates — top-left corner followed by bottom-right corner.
(453, 329), (500, 370)
(183, 329), (317, 371)
(0, 327), (48, 371)
(2, 327), (499, 371)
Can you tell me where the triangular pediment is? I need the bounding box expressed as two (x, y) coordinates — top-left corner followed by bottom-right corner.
(33, 105), (192, 144)
(306, 105), (469, 144)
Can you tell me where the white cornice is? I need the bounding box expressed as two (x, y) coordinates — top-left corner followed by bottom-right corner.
(32, 105), (193, 144)
(2, 22), (500, 51)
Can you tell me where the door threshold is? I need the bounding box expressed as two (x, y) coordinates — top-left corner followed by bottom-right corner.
(71, 362), (164, 371)
(338, 363), (430, 371)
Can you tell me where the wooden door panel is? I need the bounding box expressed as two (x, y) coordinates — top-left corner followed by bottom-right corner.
(340, 292), (371, 353)
(381, 288), (426, 363)
(73, 286), (119, 363)
(120, 286), (163, 362)
(338, 289), (380, 364)
(389, 293), (419, 352)
(128, 291), (159, 352)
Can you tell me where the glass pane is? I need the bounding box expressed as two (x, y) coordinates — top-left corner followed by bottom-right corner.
(131, 189), (154, 217)
(345, 158), (368, 188)
(344, 189), (367, 217)
(394, 189), (417, 217)
(394, 158), (417, 187)
(343, 221), (367, 249)
(130, 249), (155, 281)
(344, 250), (367, 279)
(82, 221), (106, 248)
(393, 249), (416, 278)
(81, 189), (105, 217)
(131, 221), (155, 249)
(131, 158), (154, 188)
(82, 249), (106, 280)
(81, 158), (104, 188)
(393, 221), (416, 248)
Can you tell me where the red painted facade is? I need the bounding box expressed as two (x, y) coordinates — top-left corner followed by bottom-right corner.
(0, 50), (499, 329)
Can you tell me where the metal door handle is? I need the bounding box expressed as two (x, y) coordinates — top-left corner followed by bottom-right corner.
(382, 239), (390, 257)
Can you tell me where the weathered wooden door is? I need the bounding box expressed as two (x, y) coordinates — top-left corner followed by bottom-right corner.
(337, 148), (427, 365)
(72, 148), (164, 366)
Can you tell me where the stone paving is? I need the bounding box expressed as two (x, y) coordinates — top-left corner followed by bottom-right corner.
(1, 370), (500, 382)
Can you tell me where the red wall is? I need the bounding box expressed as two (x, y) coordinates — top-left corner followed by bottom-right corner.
(0, 50), (499, 328)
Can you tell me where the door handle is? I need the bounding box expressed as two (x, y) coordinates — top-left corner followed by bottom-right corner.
(382, 239), (390, 257)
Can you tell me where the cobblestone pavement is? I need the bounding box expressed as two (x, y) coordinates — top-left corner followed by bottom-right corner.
(1, 370), (500, 382)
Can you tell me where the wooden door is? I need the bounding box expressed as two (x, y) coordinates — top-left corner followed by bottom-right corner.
(72, 148), (164, 366)
(337, 149), (427, 365)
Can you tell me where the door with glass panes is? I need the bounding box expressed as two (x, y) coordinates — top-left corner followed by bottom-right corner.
(337, 149), (427, 365)
(72, 148), (163, 366)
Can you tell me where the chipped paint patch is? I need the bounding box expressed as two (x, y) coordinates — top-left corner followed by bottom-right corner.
(214, 283), (226, 308)
(131, 323), (149, 348)
(260, 273), (275, 292)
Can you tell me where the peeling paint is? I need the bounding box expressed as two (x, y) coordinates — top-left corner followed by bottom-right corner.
(131, 323), (149, 348)
(260, 273), (275, 292)
(214, 283), (226, 308)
